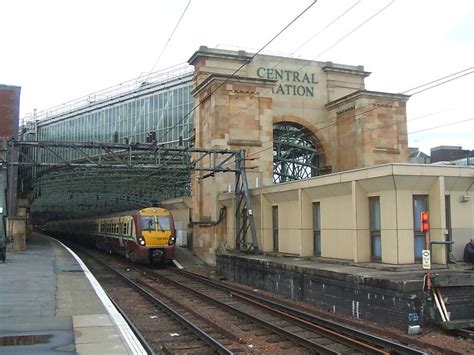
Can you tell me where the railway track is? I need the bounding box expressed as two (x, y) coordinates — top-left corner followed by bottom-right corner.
(77, 249), (238, 354)
(143, 267), (428, 355)
(75, 244), (428, 354)
(171, 268), (430, 354)
(451, 327), (474, 340)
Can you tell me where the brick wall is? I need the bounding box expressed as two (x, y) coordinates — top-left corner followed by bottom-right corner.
(216, 254), (439, 330)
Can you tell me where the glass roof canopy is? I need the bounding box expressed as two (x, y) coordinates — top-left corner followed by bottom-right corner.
(20, 65), (196, 222)
(17, 65), (327, 223)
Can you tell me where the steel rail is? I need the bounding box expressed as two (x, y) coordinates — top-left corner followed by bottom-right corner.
(176, 269), (428, 355)
(107, 294), (156, 355)
(87, 255), (234, 355)
(145, 268), (344, 354)
(234, 292), (388, 354)
(451, 328), (474, 339)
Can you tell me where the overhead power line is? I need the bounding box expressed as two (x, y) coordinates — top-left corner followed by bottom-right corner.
(408, 118), (474, 135)
(291, 0), (361, 55)
(402, 67), (473, 94)
(305, 0), (395, 65)
(402, 68), (473, 96)
(147, 0), (192, 78)
(212, 66), (474, 169)
(176, 0), (397, 144)
(156, 0), (319, 143)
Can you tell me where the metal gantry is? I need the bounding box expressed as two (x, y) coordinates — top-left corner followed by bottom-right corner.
(3, 140), (259, 252)
(234, 150), (258, 253)
(273, 122), (324, 183)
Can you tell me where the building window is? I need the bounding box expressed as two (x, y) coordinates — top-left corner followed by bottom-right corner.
(313, 202), (321, 256)
(369, 197), (381, 261)
(413, 195), (428, 260)
(272, 206), (279, 252)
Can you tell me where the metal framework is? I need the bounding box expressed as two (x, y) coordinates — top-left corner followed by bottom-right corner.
(273, 122), (323, 183)
(2, 140), (258, 252)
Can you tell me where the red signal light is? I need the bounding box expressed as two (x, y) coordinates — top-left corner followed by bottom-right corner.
(421, 211), (429, 233)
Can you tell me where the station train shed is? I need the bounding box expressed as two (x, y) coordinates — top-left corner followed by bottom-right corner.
(1, 47), (473, 331)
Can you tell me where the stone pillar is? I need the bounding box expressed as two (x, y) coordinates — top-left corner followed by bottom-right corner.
(0, 85), (21, 257)
(429, 176), (447, 264)
(188, 47), (274, 264)
(326, 91), (409, 172)
(7, 217), (26, 251)
(352, 181), (370, 262)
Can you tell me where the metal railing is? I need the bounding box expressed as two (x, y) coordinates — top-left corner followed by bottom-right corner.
(22, 63), (194, 124)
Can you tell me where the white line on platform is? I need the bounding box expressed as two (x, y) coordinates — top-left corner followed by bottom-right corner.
(54, 238), (147, 355)
(172, 259), (184, 269)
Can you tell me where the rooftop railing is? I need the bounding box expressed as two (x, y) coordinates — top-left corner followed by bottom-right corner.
(22, 63), (194, 124)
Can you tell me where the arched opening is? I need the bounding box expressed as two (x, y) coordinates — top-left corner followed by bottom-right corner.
(273, 122), (323, 184)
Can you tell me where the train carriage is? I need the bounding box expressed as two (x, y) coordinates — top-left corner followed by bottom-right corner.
(45, 207), (176, 265)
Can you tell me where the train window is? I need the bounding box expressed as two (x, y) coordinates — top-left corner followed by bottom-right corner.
(157, 216), (171, 231)
(123, 223), (127, 234)
(140, 216), (156, 231)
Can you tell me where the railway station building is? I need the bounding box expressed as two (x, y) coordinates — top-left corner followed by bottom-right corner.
(13, 47), (474, 266)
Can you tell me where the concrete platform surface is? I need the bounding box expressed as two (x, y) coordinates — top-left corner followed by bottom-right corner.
(0, 233), (146, 354)
(220, 252), (474, 291)
(174, 246), (206, 269)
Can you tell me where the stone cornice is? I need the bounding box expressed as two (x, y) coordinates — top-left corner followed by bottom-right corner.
(325, 90), (411, 110)
(322, 63), (371, 77)
(191, 73), (276, 97)
(188, 46), (252, 66)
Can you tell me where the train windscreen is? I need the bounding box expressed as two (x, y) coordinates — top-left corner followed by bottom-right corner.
(140, 216), (171, 231)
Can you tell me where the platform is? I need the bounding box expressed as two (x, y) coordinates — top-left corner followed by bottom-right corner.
(0, 233), (146, 354)
(216, 252), (474, 330)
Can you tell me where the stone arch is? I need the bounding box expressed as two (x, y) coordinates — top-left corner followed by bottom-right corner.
(273, 115), (331, 183)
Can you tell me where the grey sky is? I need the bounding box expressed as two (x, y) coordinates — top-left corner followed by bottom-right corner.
(1, 0), (473, 154)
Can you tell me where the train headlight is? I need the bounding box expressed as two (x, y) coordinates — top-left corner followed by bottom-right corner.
(138, 237), (146, 246)
(168, 236), (176, 245)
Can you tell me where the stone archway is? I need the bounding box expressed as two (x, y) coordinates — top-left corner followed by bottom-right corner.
(273, 121), (327, 183)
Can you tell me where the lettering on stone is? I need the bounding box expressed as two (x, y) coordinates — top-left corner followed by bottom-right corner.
(256, 67), (318, 97)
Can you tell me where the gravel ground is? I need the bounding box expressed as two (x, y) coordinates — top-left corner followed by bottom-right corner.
(185, 264), (474, 355)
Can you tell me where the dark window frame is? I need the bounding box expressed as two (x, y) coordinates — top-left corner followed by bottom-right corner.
(369, 196), (381, 261)
(272, 206), (279, 252)
(313, 202), (321, 256)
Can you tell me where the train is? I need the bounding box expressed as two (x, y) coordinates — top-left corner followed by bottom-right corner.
(44, 207), (176, 265)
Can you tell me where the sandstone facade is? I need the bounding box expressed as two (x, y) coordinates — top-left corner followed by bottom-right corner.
(187, 47), (410, 264)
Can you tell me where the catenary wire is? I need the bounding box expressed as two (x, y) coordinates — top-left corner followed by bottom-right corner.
(308, 0), (395, 64)
(401, 67), (473, 94)
(403, 70), (473, 96)
(408, 118), (474, 135)
(146, 0), (193, 78)
(290, 0), (361, 55)
(155, 0), (319, 144)
(205, 67), (474, 171)
(179, 0), (397, 142)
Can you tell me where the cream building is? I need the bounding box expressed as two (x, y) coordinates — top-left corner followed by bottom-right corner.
(162, 47), (473, 265)
(219, 164), (474, 264)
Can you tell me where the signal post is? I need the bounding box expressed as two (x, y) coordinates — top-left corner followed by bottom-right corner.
(421, 211), (431, 290)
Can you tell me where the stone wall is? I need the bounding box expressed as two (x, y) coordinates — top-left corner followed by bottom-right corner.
(186, 47), (412, 264)
(217, 253), (438, 330)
